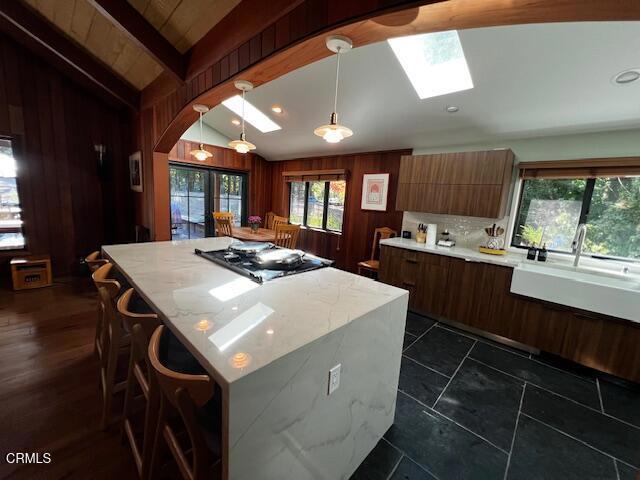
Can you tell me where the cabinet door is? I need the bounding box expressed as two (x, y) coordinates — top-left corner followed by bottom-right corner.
(444, 258), (495, 328)
(379, 246), (402, 286)
(413, 254), (449, 317)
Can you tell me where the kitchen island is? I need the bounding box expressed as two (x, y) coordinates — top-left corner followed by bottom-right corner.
(103, 237), (408, 480)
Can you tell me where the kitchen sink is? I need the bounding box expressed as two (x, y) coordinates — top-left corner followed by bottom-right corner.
(510, 262), (640, 322)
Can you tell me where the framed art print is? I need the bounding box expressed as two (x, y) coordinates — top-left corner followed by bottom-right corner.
(361, 173), (389, 211)
(129, 151), (143, 192)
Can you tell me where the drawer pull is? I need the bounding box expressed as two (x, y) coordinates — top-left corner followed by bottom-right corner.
(402, 281), (416, 287)
(405, 258), (418, 264)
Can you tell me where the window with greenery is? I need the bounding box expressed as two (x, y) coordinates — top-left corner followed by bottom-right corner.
(512, 176), (640, 260)
(0, 138), (25, 250)
(289, 180), (346, 232)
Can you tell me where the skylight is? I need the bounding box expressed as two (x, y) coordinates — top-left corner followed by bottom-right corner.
(388, 30), (473, 100)
(221, 96), (281, 133)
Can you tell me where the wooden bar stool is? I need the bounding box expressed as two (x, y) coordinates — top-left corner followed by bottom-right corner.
(85, 251), (108, 273)
(93, 263), (131, 430)
(118, 288), (161, 480)
(92, 263), (122, 362)
(274, 223), (300, 249)
(357, 227), (397, 278)
(148, 325), (222, 480)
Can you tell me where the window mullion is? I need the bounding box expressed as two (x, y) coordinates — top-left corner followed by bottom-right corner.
(303, 182), (309, 227)
(322, 182), (329, 230)
(579, 178), (596, 225)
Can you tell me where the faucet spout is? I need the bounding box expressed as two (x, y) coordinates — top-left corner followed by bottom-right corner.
(571, 223), (588, 267)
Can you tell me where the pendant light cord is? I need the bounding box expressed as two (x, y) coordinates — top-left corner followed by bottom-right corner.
(241, 89), (246, 139)
(199, 111), (204, 146)
(333, 47), (341, 115)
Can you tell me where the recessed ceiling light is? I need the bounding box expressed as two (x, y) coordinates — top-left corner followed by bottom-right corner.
(613, 69), (640, 85)
(388, 30), (473, 100)
(446, 105), (459, 113)
(222, 95), (281, 133)
(271, 105), (283, 114)
(231, 118), (240, 126)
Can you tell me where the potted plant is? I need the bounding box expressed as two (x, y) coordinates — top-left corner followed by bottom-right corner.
(248, 215), (262, 233)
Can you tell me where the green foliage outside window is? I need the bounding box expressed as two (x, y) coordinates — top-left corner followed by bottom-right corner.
(513, 176), (640, 260)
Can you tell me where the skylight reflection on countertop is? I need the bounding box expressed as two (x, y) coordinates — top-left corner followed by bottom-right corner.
(222, 95), (282, 133)
(388, 30), (473, 100)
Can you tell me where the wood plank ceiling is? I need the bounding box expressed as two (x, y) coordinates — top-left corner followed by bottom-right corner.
(21, 0), (240, 90)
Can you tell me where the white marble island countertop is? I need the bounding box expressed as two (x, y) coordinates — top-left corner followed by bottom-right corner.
(103, 237), (408, 386)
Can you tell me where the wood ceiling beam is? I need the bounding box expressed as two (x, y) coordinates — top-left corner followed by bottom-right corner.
(88, 0), (186, 83)
(0, 0), (139, 109)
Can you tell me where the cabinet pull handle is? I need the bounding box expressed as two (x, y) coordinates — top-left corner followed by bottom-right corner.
(405, 258), (418, 264)
(402, 281), (416, 287)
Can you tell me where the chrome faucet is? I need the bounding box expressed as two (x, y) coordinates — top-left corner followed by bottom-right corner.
(571, 223), (588, 267)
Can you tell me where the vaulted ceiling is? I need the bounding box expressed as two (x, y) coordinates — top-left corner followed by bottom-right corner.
(21, 0), (240, 90)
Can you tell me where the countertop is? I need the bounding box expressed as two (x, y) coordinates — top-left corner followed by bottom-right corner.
(102, 237), (407, 386)
(380, 237), (525, 267)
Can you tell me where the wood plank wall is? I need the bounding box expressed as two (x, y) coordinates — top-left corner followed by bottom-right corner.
(270, 150), (410, 272)
(168, 140), (272, 220)
(142, 0), (429, 151)
(0, 33), (134, 276)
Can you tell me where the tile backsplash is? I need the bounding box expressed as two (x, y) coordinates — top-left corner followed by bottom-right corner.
(402, 212), (510, 249)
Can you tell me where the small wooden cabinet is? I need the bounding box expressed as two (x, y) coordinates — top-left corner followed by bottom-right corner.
(396, 149), (514, 218)
(380, 245), (640, 382)
(10, 255), (53, 290)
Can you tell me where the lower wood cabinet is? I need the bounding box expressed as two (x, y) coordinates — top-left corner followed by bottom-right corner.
(380, 245), (640, 382)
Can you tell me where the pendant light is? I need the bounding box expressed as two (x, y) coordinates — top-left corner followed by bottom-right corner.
(314, 35), (353, 144)
(190, 104), (213, 161)
(228, 80), (256, 154)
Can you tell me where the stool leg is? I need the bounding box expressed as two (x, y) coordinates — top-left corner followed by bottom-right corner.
(141, 386), (160, 480)
(101, 327), (119, 430)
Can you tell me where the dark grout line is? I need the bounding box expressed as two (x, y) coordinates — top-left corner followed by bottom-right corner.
(403, 321), (438, 352)
(399, 386), (511, 455)
(467, 357), (640, 431)
(527, 355), (597, 384)
(401, 354), (451, 379)
(432, 340), (477, 409)
(398, 390), (509, 458)
(385, 454), (404, 480)
(469, 357), (640, 430)
(521, 413), (640, 472)
(596, 378), (605, 413)
(438, 321), (599, 385)
(503, 383), (527, 480)
(437, 324), (530, 359)
(613, 458), (621, 480)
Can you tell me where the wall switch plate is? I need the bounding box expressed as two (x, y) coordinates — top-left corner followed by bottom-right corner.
(328, 364), (341, 395)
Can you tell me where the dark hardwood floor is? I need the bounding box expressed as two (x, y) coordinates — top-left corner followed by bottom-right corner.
(0, 278), (138, 479)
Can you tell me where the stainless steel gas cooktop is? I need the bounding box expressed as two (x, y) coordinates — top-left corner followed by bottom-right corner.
(195, 241), (333, 283)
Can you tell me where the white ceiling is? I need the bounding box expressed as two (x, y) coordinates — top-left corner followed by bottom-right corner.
(201, 22), (640, 161)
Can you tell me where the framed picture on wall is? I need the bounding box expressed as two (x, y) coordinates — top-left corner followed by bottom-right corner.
(129, 151), (143, 192)
(361, 173), (389, 211)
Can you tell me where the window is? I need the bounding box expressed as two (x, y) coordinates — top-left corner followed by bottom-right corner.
(170, 164), (247, 240)
(0, 138), (25, 250)
(289, 180), (346, 232)
(512, 176), (640, 260)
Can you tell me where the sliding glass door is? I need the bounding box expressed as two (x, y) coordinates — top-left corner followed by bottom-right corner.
(170, 164), (247, 240)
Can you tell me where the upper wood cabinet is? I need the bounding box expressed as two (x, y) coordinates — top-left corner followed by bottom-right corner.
(396, 149), (515, 218)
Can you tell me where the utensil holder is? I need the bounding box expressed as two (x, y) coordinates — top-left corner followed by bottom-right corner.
(416, 231), (427, 244)
(486, 236), (504, 250)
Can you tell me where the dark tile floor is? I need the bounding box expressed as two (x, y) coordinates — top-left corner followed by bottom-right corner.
(352, 312), (640, 480)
